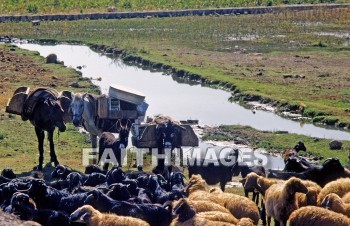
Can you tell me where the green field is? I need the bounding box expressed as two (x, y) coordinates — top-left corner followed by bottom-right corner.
(0, 6), (350, 174)
(0, 7), (349, 127)
(0, 0), (348, 15)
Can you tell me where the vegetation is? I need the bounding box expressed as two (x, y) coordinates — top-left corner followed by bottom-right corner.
(202, 125), (350, 165)
(0, 8), (349, 127)
(0, 44), (98, 173)
(0, 0), (347, 15)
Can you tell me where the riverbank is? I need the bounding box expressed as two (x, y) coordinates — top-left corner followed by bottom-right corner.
(1, 7), (349, 129)
(200, 124), (350, 165)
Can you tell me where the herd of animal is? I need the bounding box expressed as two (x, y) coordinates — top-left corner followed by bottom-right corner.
(1, 154), (350, 226)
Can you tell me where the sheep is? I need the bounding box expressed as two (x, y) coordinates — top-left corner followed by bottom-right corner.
(317, 178), (350, 205)
(264, 177), (308, 226)
(321, 193), (350, 217)
(287, 206), (350, 226)
(185, 174), (259, 225)
(294, 179), (321, 207)
(233, 163), (265, 204)
(241, 172), (284, 225)
(171, 198), (254, 226)
(296, 186), (319, 207)
(107, 183), (132, 201)
(146, 174), (183, 204)
(341, 192), (350, 203)
(172, 198), (232, 215)
(70, 204), (150, 226)
(83, 189), (172, 226)
(10, 192), (70, 226)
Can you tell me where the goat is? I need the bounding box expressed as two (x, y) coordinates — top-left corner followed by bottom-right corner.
(146, 175), (183, 204)
(70, 204), (150, 226)
(10, 192), (69, 226)
(84, 189), (172, 226)
(268, 158), (350, 187)
(287, 206), (350, 226)
(99, 130), (129, 171)
(187, 148), (239, 191)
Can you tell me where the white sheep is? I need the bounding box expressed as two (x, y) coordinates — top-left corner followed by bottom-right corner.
(287, 206), (350, 226)
(264, 177), (308, 226)
(69, 205), (150, 226)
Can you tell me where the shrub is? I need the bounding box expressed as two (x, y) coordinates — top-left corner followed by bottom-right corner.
(27, 4), (38, 14)
(322, 117), (339, 125)
(0, 133), (4, 140)
(311, 40), (328, 47)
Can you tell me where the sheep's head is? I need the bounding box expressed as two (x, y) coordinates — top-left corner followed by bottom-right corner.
(84, 190), (101, 206)
(244, 172), (259, 191)
(321, 193), (345, 214)
(305, 187), (319, 206)
(1, 168), (16, 179)
(284, 177), (308, 196)
(184, 175), (207, 195)
(11, 192), (36, 210)
(70, 205), (101, 224)
(173, 198), (196, 222)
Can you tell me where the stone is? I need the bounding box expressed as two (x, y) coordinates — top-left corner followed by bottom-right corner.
(329, 140), (342, 150)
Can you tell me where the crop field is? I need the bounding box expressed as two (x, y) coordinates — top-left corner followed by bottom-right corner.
(0, 0), (347, 15)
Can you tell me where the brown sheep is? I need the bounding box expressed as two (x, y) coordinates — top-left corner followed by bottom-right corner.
(244, 172), (283, 197)
(264, 177), (308, 226)
(321, 193), (350, 217)
(342, 192), (350, 203)
(317, 178), (350, 205)
(70, 205), (150, 226)
(287, 206), (350, 226)
(173, 198), (232, 215)
(185, 175), (260, 225)
(296, 186), (319, 207)
(171, 198), (254, 226)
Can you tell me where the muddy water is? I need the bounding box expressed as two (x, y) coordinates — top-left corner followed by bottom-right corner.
(15, 43), (350, 141)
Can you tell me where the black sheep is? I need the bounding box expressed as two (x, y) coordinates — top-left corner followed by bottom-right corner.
(84, 189), (172, 226)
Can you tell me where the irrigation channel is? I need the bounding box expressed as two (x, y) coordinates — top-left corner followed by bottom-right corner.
(15, 42), (350, 169)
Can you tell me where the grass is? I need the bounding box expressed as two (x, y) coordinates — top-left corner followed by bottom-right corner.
(0, 0), (347, 15)
(0, 8), (349, 127)
(202, 125), (350, 166)
(0, 44), (99, 173)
